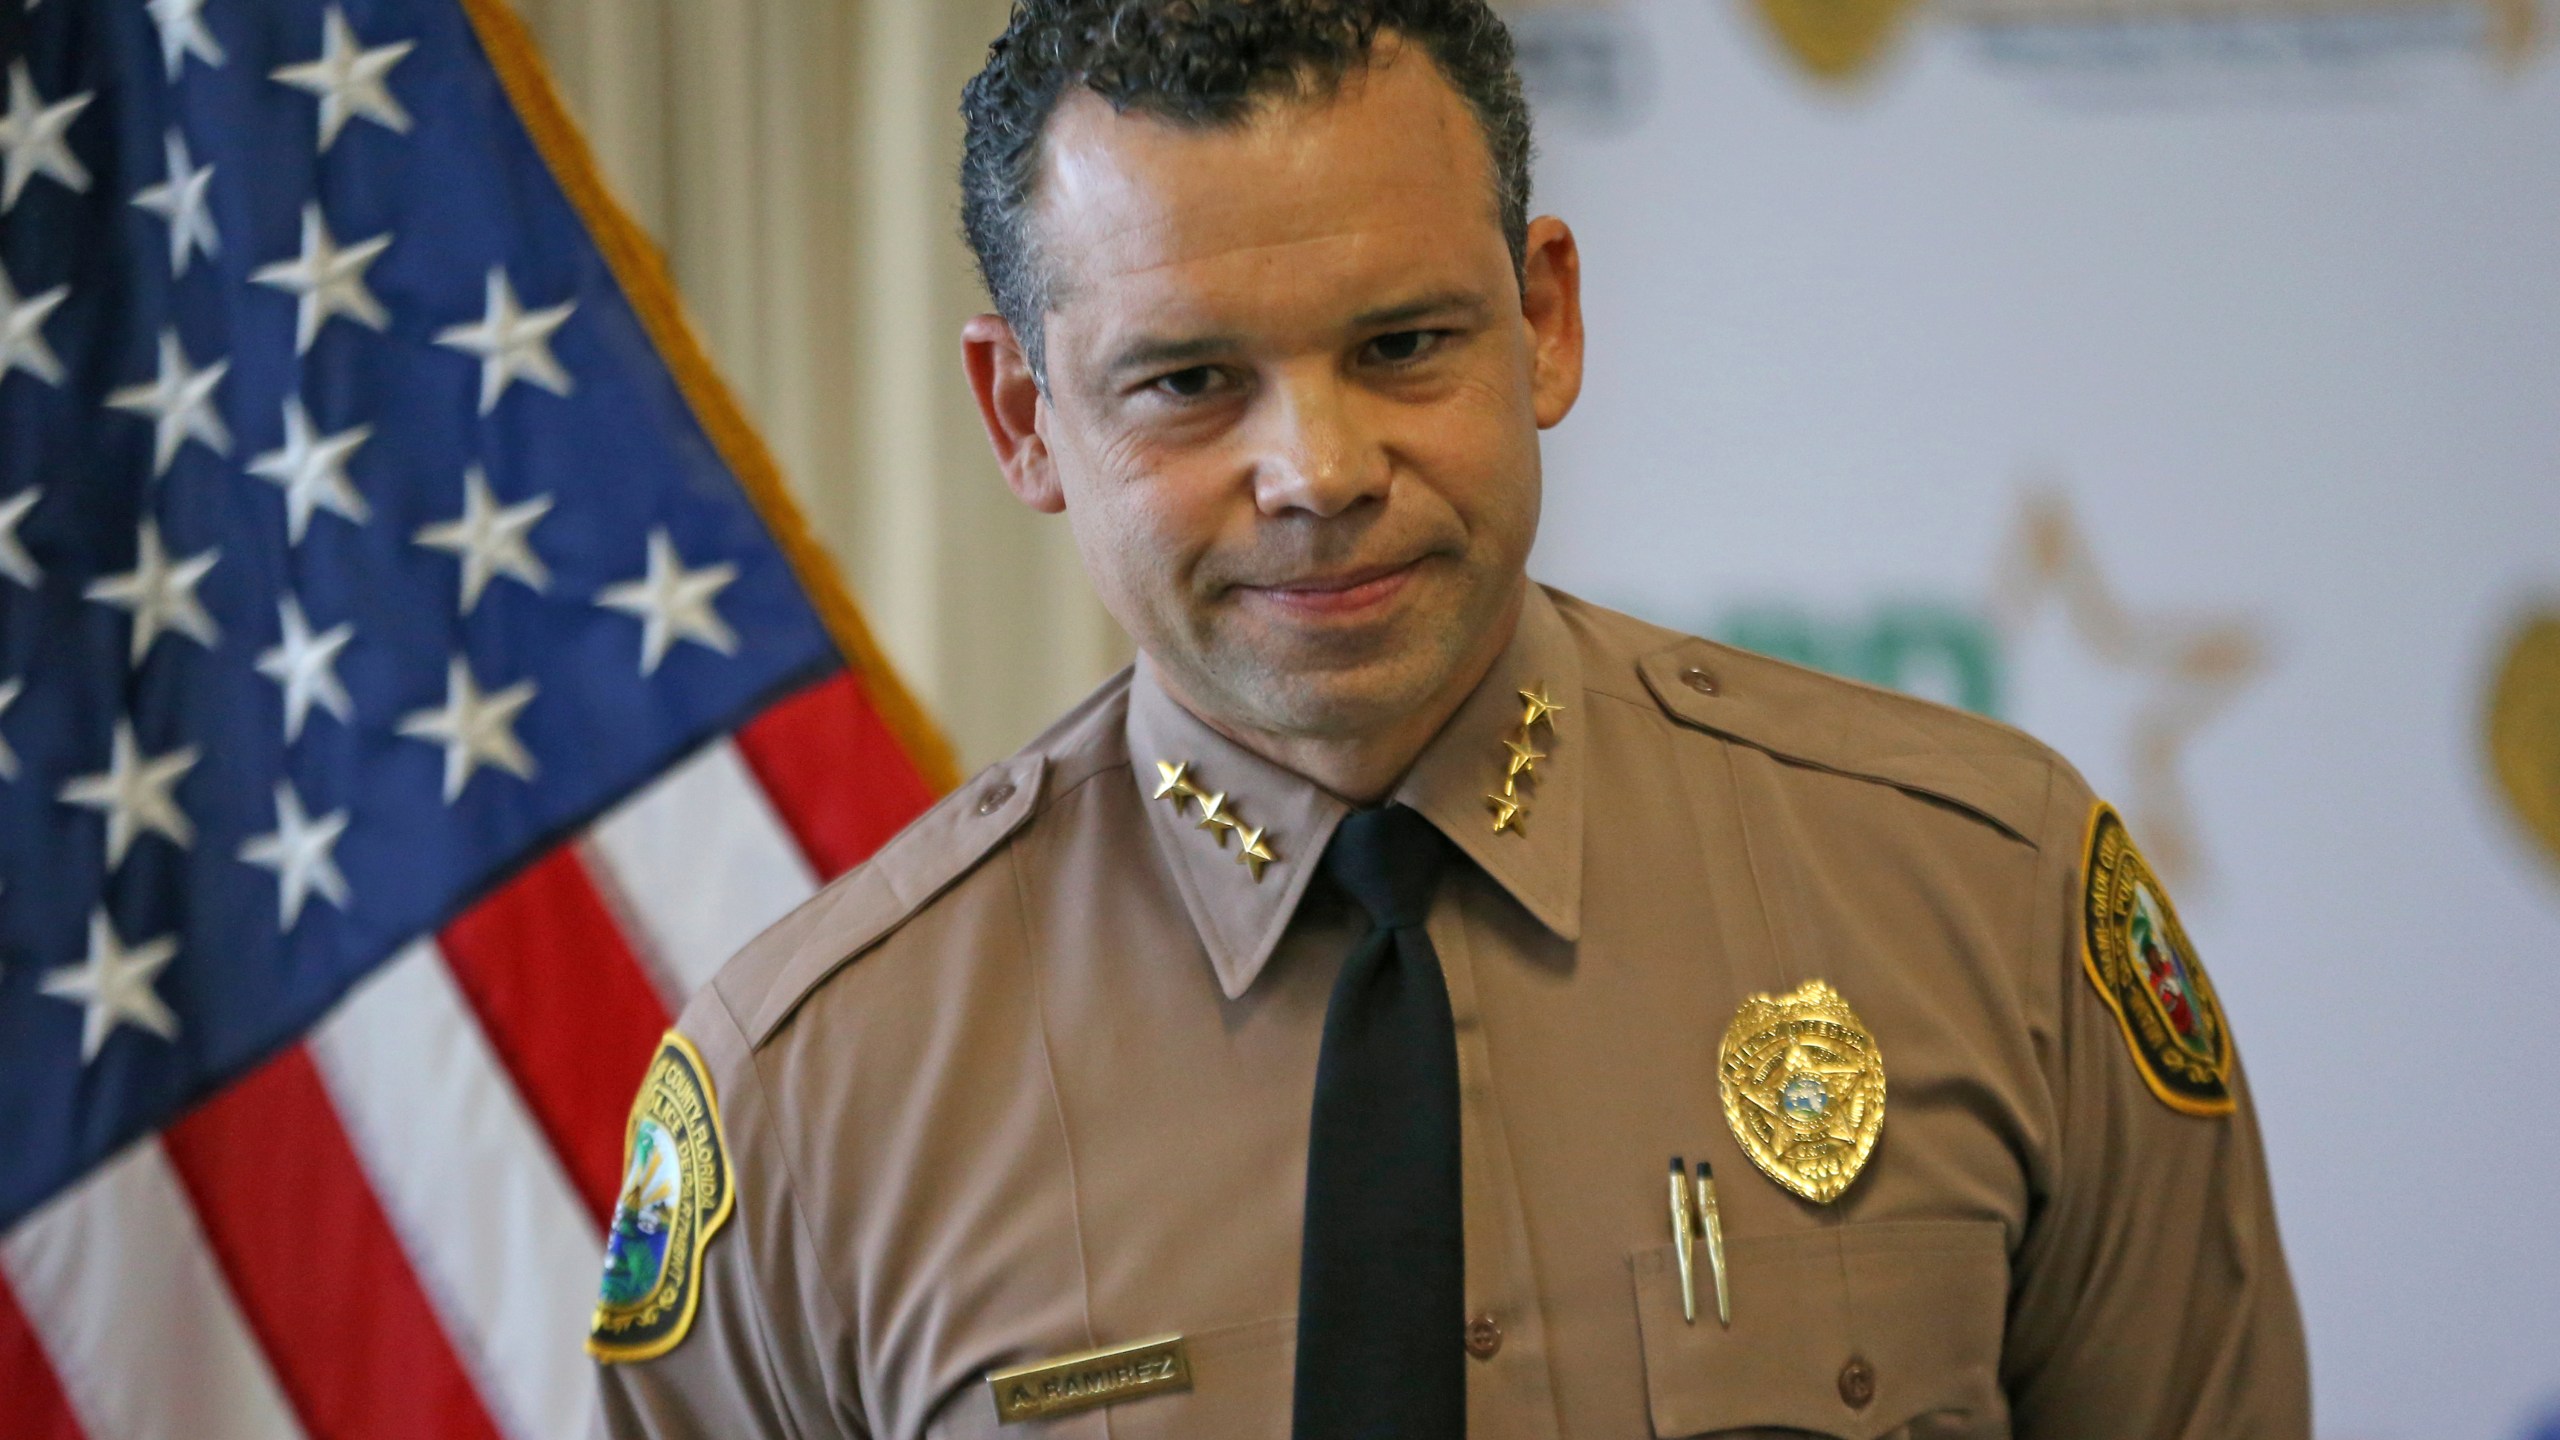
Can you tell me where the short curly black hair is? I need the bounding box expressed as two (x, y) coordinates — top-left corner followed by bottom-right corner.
(960, 0), (1533, 382)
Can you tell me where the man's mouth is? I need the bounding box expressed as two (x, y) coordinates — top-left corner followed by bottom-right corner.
(1235, 559), (1423, 619)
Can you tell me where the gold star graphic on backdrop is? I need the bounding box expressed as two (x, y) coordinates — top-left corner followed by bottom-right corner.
(1989, 488), (2270, 893)
(2486, 609), (2560, 879)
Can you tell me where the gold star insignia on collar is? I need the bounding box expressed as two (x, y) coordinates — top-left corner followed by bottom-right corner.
(1193, 791), (1235, 845)
(1504, 735), (1546, 780)
(1153, 760), (1202, 806)
(1150, 762), (1279, 881)
(1488, 683), (1561, 834)
(1518, 685), (1564, 730)
(1235, 826), (1276, 880)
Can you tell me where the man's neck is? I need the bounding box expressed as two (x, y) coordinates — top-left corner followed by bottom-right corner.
(1164, 584), (1527, 808)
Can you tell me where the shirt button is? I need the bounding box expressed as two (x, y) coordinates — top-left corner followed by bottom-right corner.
(1837, 1354), (1876, 1409)
(975, 782), (1015, 815)
(1462, 1313), (1503, 1360)
(1681, 665), (1720, 695)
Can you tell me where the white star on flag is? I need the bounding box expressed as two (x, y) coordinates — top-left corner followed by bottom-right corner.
(131, 128), (220, 278)
(107, 328), (231, 477)
(144, 0), (226, 80)
(240, 780), (352, 929)
(85, 517), (219, 664)
(58, 720), (199, 869)
(248, 396), (372, 542)
(435, 268), (574, 414)
(598, 528), (740, 675)
(270, 7), (413, 152)
(0, 257), (67, 387)
(42, 911), (182, 1063)
(0, 487), (39, 588)
(414, 465), (552, 614)
(255, 594), (354, 741)
(0, 675), (20, 780)
(398, 656), (538, 802)
(251, 203), (390, 355)
(0, 60), (92, 213)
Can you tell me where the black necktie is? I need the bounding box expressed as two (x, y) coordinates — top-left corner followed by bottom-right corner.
(1292, 806), (1465, 1440)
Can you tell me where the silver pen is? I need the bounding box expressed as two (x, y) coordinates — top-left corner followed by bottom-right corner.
(1695, 1160), (1730, 1327)
(1669, 1156), (1698, 1324)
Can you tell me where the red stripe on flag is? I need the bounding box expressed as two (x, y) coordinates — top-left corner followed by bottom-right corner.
(0, 1274), (85, 1440)
(161, 1048), (505, 1440)
(439, 849), (671, 1228)
(736, 669), (939, 879)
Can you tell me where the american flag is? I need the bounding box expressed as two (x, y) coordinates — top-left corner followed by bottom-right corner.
(0, 0), (953, 1434)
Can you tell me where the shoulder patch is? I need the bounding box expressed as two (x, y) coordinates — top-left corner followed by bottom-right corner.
(2079, 803), (2236, 1116)
(590, 1031), (736, 1362)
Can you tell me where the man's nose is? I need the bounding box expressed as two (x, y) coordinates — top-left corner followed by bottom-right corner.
(1248, 370), (1388, 519)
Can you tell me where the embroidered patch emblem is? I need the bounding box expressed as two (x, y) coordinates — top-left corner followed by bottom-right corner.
(589, 1031), (735, 1362)
(2081, 803), (2236, 1116)
(1718, 979), (1887, 1204)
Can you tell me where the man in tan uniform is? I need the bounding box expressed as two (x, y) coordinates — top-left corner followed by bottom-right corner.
(589, 2), (2310, 1436)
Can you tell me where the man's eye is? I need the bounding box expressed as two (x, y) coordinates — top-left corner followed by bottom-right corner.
(1365, 330), (1440, 365)
(1151, 366), (1222, 399)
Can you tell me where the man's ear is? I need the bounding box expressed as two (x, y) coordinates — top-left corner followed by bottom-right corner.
(962, 314), (1064, 513)
(1520, 216), (1584, 430)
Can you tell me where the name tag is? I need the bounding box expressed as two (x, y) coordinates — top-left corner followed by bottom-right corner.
(987, 1334), (1193, 1423)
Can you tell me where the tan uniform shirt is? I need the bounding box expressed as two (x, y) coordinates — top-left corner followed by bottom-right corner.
(593, 586), (2310, 1439)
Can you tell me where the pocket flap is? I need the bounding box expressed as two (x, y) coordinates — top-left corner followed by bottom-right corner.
(1629, 1221), (2008, 1439)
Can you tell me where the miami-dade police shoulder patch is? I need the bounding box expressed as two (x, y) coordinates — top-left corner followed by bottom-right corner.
(589, 1031), (735, 1363)
(2081, 803), (2236, 1117)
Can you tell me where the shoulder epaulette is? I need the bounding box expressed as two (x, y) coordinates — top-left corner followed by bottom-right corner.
(729, 753), (1046, 1047)
(1633, 637), (2053, 845)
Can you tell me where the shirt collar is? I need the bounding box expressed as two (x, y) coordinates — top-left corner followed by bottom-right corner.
(1124, 585), (1586, 1000)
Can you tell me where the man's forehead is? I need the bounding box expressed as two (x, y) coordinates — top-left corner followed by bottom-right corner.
(1031, 47), (1504, 318)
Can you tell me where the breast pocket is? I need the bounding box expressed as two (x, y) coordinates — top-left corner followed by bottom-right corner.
(1628, 1220), (2010, 1439)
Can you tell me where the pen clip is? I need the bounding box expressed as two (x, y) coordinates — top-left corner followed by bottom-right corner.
(1669, 1156), (1697, 1325)
(1694, 1160), (1730, 1328)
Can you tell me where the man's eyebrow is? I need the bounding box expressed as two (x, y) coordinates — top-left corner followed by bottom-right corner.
(1102, 291), (1497, 379)
(1104, 332), (1240, 379)
(1348, 291), (1492, 331)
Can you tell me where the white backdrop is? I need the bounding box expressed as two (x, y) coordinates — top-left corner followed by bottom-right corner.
(1509, 0), (2560, 1435)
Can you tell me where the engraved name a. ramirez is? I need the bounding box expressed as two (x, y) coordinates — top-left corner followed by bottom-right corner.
(988, 1335), (1194, 1423)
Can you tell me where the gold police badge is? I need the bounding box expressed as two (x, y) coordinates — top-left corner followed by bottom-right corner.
(1718, 980), (1886, 1205)
(590, 1031), (736, 1362)
(2081, 803), (2235, 1116)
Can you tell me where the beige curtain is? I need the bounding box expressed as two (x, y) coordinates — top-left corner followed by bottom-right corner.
(508, 0), (1130, 770)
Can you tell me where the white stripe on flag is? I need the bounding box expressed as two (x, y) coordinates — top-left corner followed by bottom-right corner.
(588, 735), (820, 1004)
(309, 941), (602, 1440)
(0, 1140), (308, 1440)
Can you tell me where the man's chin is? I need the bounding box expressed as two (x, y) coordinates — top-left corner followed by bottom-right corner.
(1163, 577), (1512, 739)
(1205, 653), (1453, 740)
